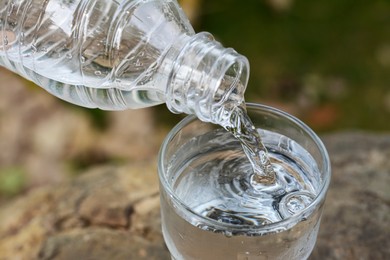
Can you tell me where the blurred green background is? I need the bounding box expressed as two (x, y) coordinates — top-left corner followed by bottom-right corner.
(178, 0), (390, 132)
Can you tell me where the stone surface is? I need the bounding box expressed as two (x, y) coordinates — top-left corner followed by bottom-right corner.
(310, 132), (390, 260)
(0, 162), (169, 260)
(0, 132), (389, 260)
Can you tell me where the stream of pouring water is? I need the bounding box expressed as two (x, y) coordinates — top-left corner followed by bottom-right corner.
(224, 104), (276, 185)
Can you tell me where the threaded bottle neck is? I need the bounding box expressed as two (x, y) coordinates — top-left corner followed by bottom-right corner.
(164, 32), (249, 124)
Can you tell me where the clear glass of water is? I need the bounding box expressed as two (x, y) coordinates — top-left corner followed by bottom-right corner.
(158, 103), (331, 260)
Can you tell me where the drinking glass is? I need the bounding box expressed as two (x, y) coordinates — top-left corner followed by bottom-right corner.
(158, 103), (331, 260)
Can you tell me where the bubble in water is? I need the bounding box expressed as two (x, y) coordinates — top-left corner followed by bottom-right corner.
(288, 197), (305, 211)
(279, 191), (315, 218)
(204, 206), (274, 226)
(66, 53), (72, 59)
(94, 70), (102, 76)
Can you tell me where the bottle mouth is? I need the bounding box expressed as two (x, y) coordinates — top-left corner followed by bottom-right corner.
(208, 52), (249, 124)
(166, 32), (250, 124)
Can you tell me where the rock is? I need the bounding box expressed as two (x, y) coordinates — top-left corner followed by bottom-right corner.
(0, 132), (389, 260)
(0, 162), (169, 260)
(38, 228), (166, 260)
(310, 132), (390, 260)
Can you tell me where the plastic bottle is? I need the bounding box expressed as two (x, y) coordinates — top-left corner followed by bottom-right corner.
(0, 0), (249, 123)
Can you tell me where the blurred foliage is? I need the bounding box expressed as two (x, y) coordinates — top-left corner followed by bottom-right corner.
(188, 0), (390, 132)
(0, 167), (26, 197)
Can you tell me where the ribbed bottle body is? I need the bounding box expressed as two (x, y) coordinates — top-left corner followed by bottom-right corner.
(0, 0), (194, 109)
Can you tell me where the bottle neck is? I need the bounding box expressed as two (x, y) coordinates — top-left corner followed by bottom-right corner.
(163, 32), (249, 124)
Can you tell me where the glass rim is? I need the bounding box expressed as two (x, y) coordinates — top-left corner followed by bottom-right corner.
(158, 103), (331, 233)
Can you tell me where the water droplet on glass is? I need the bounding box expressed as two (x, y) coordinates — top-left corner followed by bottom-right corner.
(224, 231), (233, 238)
